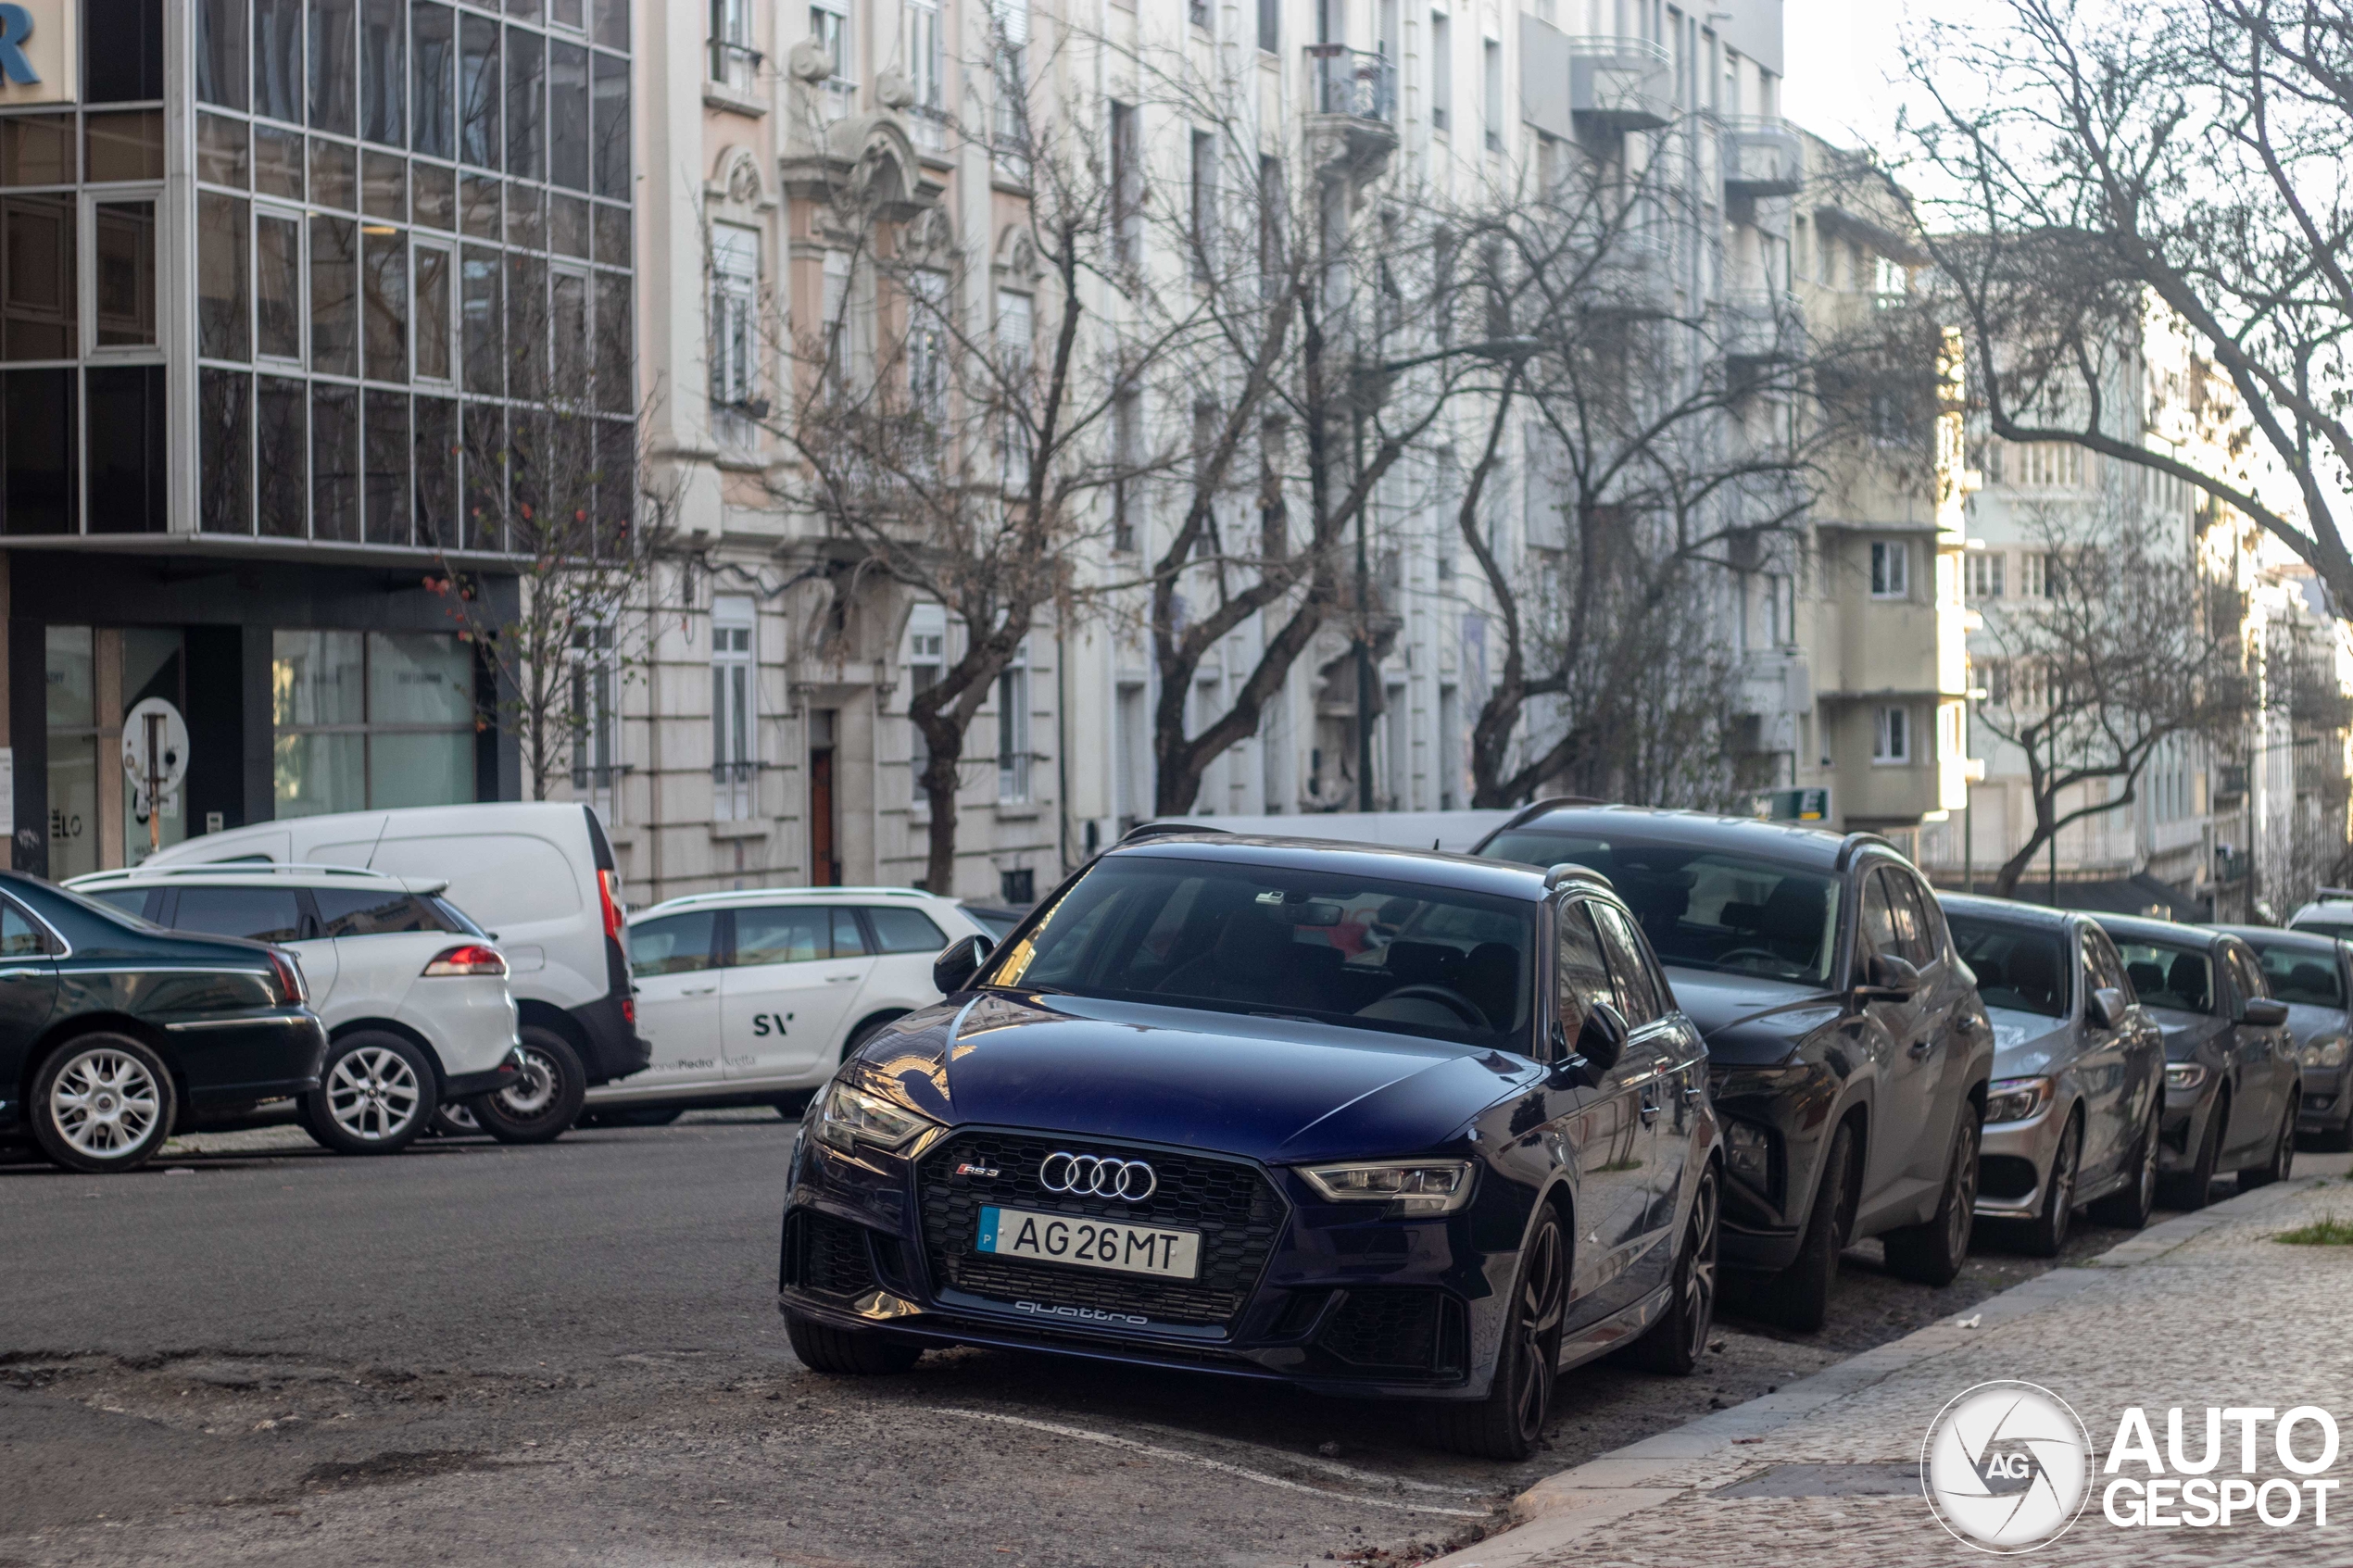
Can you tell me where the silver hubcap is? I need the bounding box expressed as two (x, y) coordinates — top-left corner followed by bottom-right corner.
(496, 1047), (559, 1117)
(1685, 1174), (1718, 1361)
(50, 1048), (162, 1158)
(327, 1047), (422, 1139)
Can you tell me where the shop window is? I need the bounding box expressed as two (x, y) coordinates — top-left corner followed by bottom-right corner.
(362, 150), (406, 220)
(364, 389), (409, 544)
(413, 394), (457, 546)
(362, 226), (408, 380)
(361, 0), (407, 146)
(274, 631), (477, 818)
(45, 626), (98, 880)
(459, 14), (501, 169)
(86, 112), (164, 184)
(310, 136), (359, 211)
(312, 383), (359, 540)
(550, 41), (590, 191)
(94, 201), (158, 350)
(0, 117), (73, 184)
(199, 194), (250, 360)
(119, 628), (187, 861)
(507, 26), (547, 180)
(1, 195), (74, 360)
(86, 366), (166, 533)
(256, 210), (303, 360)
(4, 368), (76, 535)
(310, 214), (359, 373)
(198, 115), (251, 187)
(200, 369), (253, 533)
(87, 0), (166, 104)
(256, 0), (304, 125)
(412, 161), (456, 229)
(199, 0), (251, 111)
(312, 0), (359, 135)
(412, 3), (458, 160)
(256, 124), (304, 199)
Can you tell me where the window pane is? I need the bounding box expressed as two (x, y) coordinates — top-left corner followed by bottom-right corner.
(256, 0), (305, 123)
(460, 171), (499, 237)
(362, 226), (408, 379)
(593, 200), (628, 268)
(315, 887), (435, 935)
(45, 624), (93, 726)
(460, 14), (501, 169)
(47, 734), (98, 877)
(198, 193), (249, 359)
(172, 886), (306, 942)
(94, 201), (157, 347)
(363, 389), (409, 544)
(415, 244), (452, 379)
(4, 367), (76, 535)
(630, 911), (715, 976)
(413, 160), (456, 229)
(312, 383), (359, 539)
(506, 26), (545, 179)
(1, 195), (75, 360)
(256, 124), (305, 199)
(256, 212), (302, 358)
(361, 0), (406, 144)
(272, 629), (364, 725)
(461, 245), (501, 393)
(735, 907), (824, 967)
(550, 41), (589, 190)
(310, 213), (359, 372)
(507, 253), (545, 400)
(199, 0), (251, 110)
(592, 50), (629, 198)
(866, 907), (947, 953)
(256, 374), (308, 534)
(412, 2), (456, 158)
(0, 117), (73, 185)
(551, 267), (586, 392)
(370, 631), (472, 724)
(504, 179), (543, 248)
(593, 0), (627, 50)
(85, 366), (166, 533)
(275, 732), (366, 815)
(370, 731), (474, 808)
(198, 114), (251, 187)
(462, 399), (503, 547)
(550, 192), (589, 257)
(86, 111), (165, 182)
(310, 0), (358, 133)
(595, 270), (630, 411)
(200, 368), (253, 533)
(414, 394), (457, 545)
(362, 150), (406, 220)
(86, 0), (165, 103)
(594, 417), (631, 546)
(552, 0), (584, 28)
(310, 135), (358, 209)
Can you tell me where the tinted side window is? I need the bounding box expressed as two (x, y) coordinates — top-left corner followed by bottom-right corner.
(1858, 871), (1901, 960)
(2228, 945), (2269, 1003)
(1588, 900), (1664, 1026)
(1878, 870), (1935, 968)
(170, 886), (306, 942)
(831, 909), (868, 957)
(86, 888), (151, 920)
(0, 899), (48, 956)
(1554, 898), (1614, 1041)
(314, 887), (448, 936)
(2084, 926), (2130, 997)
(628, 911), (716, 977)
(866, 907), (948, 953)
(733, 907), (828, 966)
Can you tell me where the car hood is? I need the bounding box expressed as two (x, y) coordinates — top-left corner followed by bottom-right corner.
(2150, 1007), (2228, 1060)
(2284, 1001), (2348, 1048)
(850, 992), (1537, 1164)
(1987, 1007), (2074, 1078)
(1665, 969), (1845, 1067)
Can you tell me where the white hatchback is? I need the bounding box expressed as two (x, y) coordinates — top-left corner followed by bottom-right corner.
(68, 865), (522, 1154)
(587, 887), (986, 1121)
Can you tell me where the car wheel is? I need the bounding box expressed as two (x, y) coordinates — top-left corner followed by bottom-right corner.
(30, 1034), (176, 1174)
(2020, 1114), (2080, 1259)
(2161, 1095), (2224, 1210)
(472, 1027), (587, 1144)
(300, 1032), (437, 1155)
(429, 1100), (481, 1137)
(1751, 1121), (1856, 1333)
(784, 1309), (923, 1375)
(2238, 1094), (2298, 1191)
(1627, 1164), (1718, 1375)
(1882, 1109), (1982, 1286)
(1421, 1206), (1566, 1461)
(2087, 1095), (2160, 1230)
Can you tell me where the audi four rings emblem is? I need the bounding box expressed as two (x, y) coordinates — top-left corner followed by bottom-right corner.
(1038, 1151), (1158, 1201)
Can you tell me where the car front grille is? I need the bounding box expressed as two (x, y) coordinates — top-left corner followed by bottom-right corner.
(787, 1210), (881, 1298)
(1319, 1287), (1441, 1370)
(1978, 1154), (2038, 1202)
(916, 1132), (1286, 1329)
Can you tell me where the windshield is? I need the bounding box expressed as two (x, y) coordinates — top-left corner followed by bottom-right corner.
(2113, 941), (2214, 1015)
(987, 856), (1535, 1049)
(1947, 917), (2068, 1019)
(2248, 942), (2345, 1008)
(2292, 918), (2353, 944)
(1479, 830), (1842, 986)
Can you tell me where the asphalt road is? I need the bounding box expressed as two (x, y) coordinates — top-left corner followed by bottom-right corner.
(0, 1112), (2278, 1568)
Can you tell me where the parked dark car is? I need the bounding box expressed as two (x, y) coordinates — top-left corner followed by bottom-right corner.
(2209, 924), (2353, 1152)
(0, 872), (325, 1173)
(1475, 805), (1994, 1331)
(778, 835), (1721, 1461)
(1939, 896), (2167, 1253)
(2092, 914), (2300, 1206)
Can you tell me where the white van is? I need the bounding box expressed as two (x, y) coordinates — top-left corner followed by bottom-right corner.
(144, 803), (647, 1138)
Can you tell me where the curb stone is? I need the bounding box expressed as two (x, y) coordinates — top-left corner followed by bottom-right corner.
(1419, 1175), (2330, 1568)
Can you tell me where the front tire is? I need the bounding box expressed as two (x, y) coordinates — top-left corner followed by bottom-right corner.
(785, 1309), (922, 1374)
(2161, 1094), (2223, 1210)
(1882, 1108), (1981, 1286)
(2238, 1094), (2297, 1191)
(2020, 1115), (2079, 1259)
(31, 1034), (175, 1173)
(1422, 1207), (1566, 1461)
(1752, 1121), (1856, 1333)
(2087, 1094), (2160, 1229)
(472, 1027), (586, 1144)
(1627, 1164), (1718, 1375)
(301, 1032), (436, 1155)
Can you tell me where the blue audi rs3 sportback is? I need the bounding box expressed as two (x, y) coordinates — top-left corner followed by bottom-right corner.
(776, 833), (1721, 1460)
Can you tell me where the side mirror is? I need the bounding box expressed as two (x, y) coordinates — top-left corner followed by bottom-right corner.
(2087, 985), (2126, 1032)
(2240, 997), (2290, 1028)
(1863, 953), (1921, 997)
(932, 933), (996, 997)
(1574, 1000), (1629, 1076)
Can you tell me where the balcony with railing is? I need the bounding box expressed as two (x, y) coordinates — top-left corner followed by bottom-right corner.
(1718, 291), (1803, 365)
(1303, 44), (1399, 187)
(1721, 115), (1804, 197)
(1567, 37), (1673, 132)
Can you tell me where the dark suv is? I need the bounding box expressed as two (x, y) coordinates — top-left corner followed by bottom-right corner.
(1477, 806), (1994, 1330)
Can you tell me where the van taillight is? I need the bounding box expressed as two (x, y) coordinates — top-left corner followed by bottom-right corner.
(598, 868), (624, 941)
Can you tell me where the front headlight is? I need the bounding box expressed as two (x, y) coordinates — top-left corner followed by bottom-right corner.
(1296, 1160), (1475, 1215)
(814, 1079), (938, 1156)
(1985, 1076), (2055, 1124)
(2299, 1035), (2349, 1069)
(2165, 1062), (2209, 1093)
(1721, 1119), (1773, 1194)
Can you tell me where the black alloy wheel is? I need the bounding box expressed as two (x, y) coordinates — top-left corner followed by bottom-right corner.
(2021, 1115), (2080, 1259)
(2161, 1094), (2224, 1211)
(1423, 1208), (1567, 1461)
(472, 1026), (587, 1144)
(1629, 1163), (1718, 1374)
(2087, 1095), (2160, 1229)
(1883, 1110), (1981, 1286)
(2239, 1094), (2298, 1191)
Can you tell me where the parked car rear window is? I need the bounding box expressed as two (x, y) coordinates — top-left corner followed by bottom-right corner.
(2246, 942), (2346, 1008)
(630, 911), (716, 976)
(313, 887), (454, 936)
(1947, 916), (2068, 1019)
(1482, 831), (1841, 987)
(170, 886), (305, 943)
(991, 856), (1534, 1048)
(2112, 941), (2214, 1015)
(866, 907), (948, 953)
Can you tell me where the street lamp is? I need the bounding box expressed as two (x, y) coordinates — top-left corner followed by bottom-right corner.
(1346, 335), (1541, 811)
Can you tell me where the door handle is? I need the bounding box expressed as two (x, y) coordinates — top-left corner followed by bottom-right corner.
(825, 973), (859, 983)
(1639, 1091), (1662, 1125)
(1681, 1080), (1704, 1106)
(682, 984), (717, 996)
(1909, 1036), (1935, 1057)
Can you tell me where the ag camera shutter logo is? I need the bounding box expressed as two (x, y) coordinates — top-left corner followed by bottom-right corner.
(1920, 1380), (2093, 1553)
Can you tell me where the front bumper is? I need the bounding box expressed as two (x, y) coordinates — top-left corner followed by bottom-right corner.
(2298, 1065), (2353, 1131)
(2158, 1078), (2217, 1170)
(778, 1124), (1515, 1401)
(1975, 1098), (2070, 1221)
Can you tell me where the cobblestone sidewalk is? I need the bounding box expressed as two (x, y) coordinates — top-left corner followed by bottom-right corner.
(1429, 1170), (2353, 1567)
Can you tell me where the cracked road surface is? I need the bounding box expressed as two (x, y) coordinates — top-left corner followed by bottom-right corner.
(0, 1112), (2143, 1567)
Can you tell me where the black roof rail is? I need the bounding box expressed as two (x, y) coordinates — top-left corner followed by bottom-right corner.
(1117, 822), (1233, 847)
(1542, 861), (1613, 892)
(2314, 886), (2353, 902)
(1502, 795), (1607, 831)
(1834, 831), (1898, 871)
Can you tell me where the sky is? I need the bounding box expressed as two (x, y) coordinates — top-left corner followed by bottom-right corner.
(1780, 0), (1909, 157)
